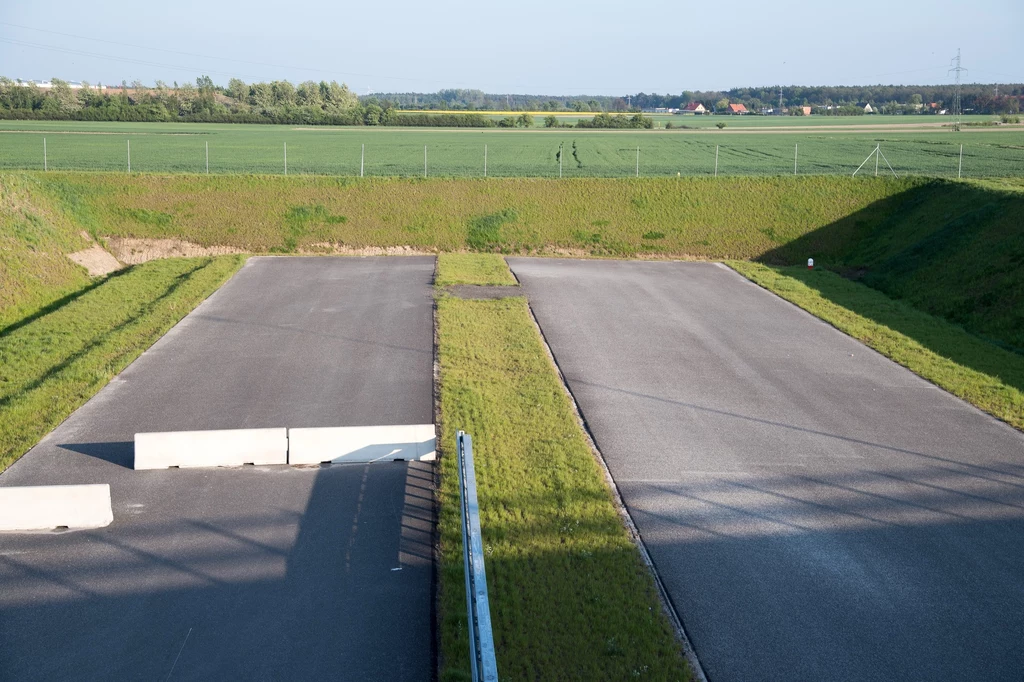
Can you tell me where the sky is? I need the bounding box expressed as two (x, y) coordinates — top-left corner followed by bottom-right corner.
(1, 0), (1021, 95)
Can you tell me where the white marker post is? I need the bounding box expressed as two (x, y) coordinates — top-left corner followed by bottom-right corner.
(424, 145), (427, 178)
(794, 143), (798, 175)
(636, 146), (640, 178)
(43, 137), (47, 171)
(127, 139), (131, 174)
(205, 141), (209, 174)
(284, 142), (288, 176)
(714, 145), (719, 177)
(484, 144), (487, 177)
(808, 258), (814, 270)
(958, 144), (963, 179)
(360, 143), (365, 177)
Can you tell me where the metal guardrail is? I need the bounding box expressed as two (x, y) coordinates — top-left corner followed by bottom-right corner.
(456, 431), (499, 682)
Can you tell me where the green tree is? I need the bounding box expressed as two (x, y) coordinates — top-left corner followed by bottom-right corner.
(49, 78), (81, 113)
(196, 75), (215, 92)
(716, 98), (729, 112)
(517, 113), (534, 128)
(227, 78), (248, 101)
(271, 80), (296, 105)
(296, 81), (323, 108)
(323, 81), (358, 110)
(544, 115), (558, 128)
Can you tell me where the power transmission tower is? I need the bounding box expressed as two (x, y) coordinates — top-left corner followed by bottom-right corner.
(778, 86), (783, 114)
(948, 48), (967, 131)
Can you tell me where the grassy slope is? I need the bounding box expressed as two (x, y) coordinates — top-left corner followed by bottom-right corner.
(0, 173), (94, 329)
(437, 295), (689, 681)
(0, 256), (244, 472)
(25, 172), (915, 258)
(730, 263), (1023, 430)
(762, 178), (1024, 351)
(436, 254), (519, 286)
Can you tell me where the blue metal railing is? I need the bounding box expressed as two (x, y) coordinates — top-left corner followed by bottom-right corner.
(456, 431), (499, 681)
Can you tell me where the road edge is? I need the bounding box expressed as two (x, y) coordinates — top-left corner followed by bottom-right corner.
(514, 259), (709, 682)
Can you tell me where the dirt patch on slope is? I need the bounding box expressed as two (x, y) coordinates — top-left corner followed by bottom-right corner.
(67, 245), (122, 276)
(107, 237), (245, 264)
(299, 243), (435, 256)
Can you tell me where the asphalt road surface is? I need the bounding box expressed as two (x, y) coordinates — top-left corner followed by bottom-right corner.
(509, 258), (1024, 682)
(0, 257), (436, 681)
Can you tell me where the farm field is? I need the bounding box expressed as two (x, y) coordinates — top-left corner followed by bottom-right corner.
(1, 120), (1022, 178)
(386, 111), (1006, 129)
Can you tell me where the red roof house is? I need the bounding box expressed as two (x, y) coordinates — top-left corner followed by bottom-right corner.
(727, 103), (748, 114)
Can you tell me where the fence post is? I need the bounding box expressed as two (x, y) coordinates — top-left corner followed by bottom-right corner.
(284, 142), (288, 176)
(636, 146), (640, 178)
(794, 143), (798, 175)
(127, 140), (131, 174)
(958, 144), (963, 179)
(714, 145), (719, 177)
(206, 141), (209, 175)
(43, 137), (47, 171)
(456, 431), (498, 682)
(484, 144), (487, 177)
(361, 143), (365, 177)
(424, 145), (427, 178)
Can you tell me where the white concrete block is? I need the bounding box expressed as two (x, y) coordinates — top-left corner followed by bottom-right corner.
(134, 428), (288, 470)
(0, 484), (113, 531)
(288, 424), (436, 465)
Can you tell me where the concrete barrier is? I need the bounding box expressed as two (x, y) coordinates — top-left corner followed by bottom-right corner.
(134, 428), (288, 470)
(0, 484), (113, 531)
(288, 424), (436, 465)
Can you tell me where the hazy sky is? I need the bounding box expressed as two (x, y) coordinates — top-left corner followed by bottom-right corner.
(1, 0), (1020, 95)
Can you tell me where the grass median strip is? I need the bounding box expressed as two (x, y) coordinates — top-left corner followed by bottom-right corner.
(0, 255), (245, 472)
(437, 295), (690, 681)
(729, 262), (1024, 431)
(436, 253), (519, 286)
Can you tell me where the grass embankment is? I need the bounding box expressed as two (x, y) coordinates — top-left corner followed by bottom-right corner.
(0, 256), (244, 472)
(766, 178), (1024, 352)
(0, 173), (95, 329)
(436, 253), (518, 286)
(730, 263), (1024, 430)
(26, 171), (915, 258)
(437, 294), (689, 681)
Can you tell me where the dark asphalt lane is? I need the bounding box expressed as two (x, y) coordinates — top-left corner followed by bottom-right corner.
(0, 256), (436, 681)
(508, 258), (1024, 682)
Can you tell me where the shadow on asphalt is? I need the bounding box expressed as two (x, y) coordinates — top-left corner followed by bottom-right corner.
(59, 441), (135, 468)
(0, 462), (435, 681)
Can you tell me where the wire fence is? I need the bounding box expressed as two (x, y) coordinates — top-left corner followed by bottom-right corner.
(3, 133), (1022, 179)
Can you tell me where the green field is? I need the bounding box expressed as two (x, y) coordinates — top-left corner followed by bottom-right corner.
(2, 120), (1022, 178)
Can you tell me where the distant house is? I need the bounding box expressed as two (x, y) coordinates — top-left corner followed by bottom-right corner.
(12, 79), (104, 90)
(863, 103), (874, 114)
(727, 103), (748, 114)
(680, 102), (706, 115)
(801, 106), (812, 116)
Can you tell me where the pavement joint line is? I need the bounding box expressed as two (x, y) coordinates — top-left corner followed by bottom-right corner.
(521, 295), (710, 682)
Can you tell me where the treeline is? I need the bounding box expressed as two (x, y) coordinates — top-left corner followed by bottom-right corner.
(5, 76), (1021, 126)
(0, 76), (415, 126)
(377, 84), (1024, 115)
